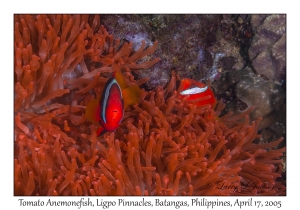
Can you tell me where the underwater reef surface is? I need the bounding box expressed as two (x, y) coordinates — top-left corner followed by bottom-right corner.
(14, 14), (286, 195)
(249, 14), (286, 83)
(101, 14), (286, 145)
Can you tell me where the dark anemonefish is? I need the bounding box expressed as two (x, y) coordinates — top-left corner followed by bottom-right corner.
(178, 78), (216, 108)
(85, 66), (141, 136)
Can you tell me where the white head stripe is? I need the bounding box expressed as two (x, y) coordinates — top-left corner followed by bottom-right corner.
(180, 86), (208, 95)
(102, 79), (123, 124)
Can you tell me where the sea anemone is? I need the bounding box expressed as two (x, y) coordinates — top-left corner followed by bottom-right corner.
(14, 14), (285, 196)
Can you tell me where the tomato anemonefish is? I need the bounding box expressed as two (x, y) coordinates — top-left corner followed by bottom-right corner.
(85, 66), (141, 136)
(178, 78), (216, 108)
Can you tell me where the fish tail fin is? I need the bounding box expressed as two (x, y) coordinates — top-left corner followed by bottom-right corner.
(123, 84), (142, 109)
(85, 98), (101, 123)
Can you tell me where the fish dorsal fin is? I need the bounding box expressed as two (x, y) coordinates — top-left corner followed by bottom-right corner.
(85, 98), (101, 123)
(112, 63), (127, 90)
(179, 78), (192, 91)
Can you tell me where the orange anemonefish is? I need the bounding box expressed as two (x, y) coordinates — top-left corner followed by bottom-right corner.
(178, 78), (216, 108)
(85, 66), (141, 136)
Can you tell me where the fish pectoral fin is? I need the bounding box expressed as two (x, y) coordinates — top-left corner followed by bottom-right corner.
(97, 126), (106, 136)
(85, 98), (101, 123)
(122, 84), (142, 109)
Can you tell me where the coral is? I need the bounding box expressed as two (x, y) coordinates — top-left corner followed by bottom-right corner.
(235, 73), (286, 128)
(248, 14), (286, 83)
(250, 15), (269, 29)
(213, 67), (286, 145)
(14, 15), (285, 196)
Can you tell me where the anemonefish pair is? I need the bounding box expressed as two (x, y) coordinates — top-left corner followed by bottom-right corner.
(178, 78), (216, 108)
(85, 65), (141, 136)
(86, 69), (215, 136)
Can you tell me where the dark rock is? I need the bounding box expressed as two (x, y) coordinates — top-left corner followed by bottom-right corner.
(212, 67), (255, 94)
(100, 14), (220, 89)
(220, 56), (236, 71)
(205, 39), (246, 83)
